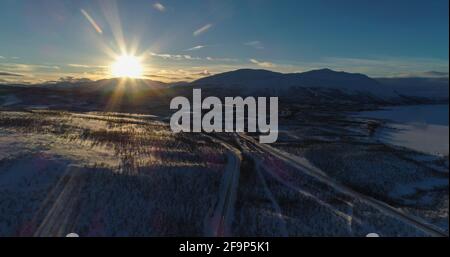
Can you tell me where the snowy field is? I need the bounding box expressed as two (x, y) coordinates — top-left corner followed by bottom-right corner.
(0, 108), (448, 237)
(271, 107), (448, 234)
(0, 110), (228, 236)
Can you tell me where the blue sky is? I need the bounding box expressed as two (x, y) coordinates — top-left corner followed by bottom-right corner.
(0, 0), (448, 83)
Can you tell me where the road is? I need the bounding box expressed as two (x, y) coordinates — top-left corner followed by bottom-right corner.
(238, 133), (448, 237)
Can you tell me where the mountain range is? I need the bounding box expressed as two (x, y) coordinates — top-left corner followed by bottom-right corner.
(0, 68), (448, 111)
(194, 68), (449, 100)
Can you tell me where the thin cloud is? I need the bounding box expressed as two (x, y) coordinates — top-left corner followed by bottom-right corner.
(250, 58), (276, 68)
(420, 71), (449, 78)
(245, 41), (264, 49)
(207, 57), (238, 62)
(193, 24), (212, 36)
(39, 65), (60, 70)
(0, 63), (60, 72)
(67, 64), (91, 68)
(183, 55), (199, 60)
(316, 56), (450, 77)
(153, 2), (166, 12)
(81, 9), (103, 34)
(386, 71), (449, 78)
(149, 52), (200, 60)
(149, 52), (237, 63)
(149, 52), (180, 60)
(0, 63), (32, 72)
(186, 45), (206, 51)
(0, 56), (20, 60)
(0, 71), (24, 77)
(198, 70), (211, 76)
(144, 68), (217, 82)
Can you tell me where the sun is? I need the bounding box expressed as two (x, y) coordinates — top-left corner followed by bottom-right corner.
(111, 55), (143, 78)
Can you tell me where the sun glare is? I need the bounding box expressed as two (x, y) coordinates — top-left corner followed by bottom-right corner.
(111, 55), (143, 78)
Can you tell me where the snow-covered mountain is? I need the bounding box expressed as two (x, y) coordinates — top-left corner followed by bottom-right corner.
(1, 69), (448, 111)
(192, 68), (397, 98)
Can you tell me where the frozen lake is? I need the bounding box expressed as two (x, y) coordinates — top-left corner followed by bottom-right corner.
(357, 104), (449, 156)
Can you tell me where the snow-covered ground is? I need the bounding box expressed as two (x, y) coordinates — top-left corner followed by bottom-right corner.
(269, 107), (448, 234)
(0, 110), (228, 236)
(0, 108), (447, 236)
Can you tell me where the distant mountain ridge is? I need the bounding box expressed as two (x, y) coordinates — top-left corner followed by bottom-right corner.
(3, 68), (447, 101)
(40, 78), (169, 91)
(1, 69), (448, 111)
(192, 68), (396, 98)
